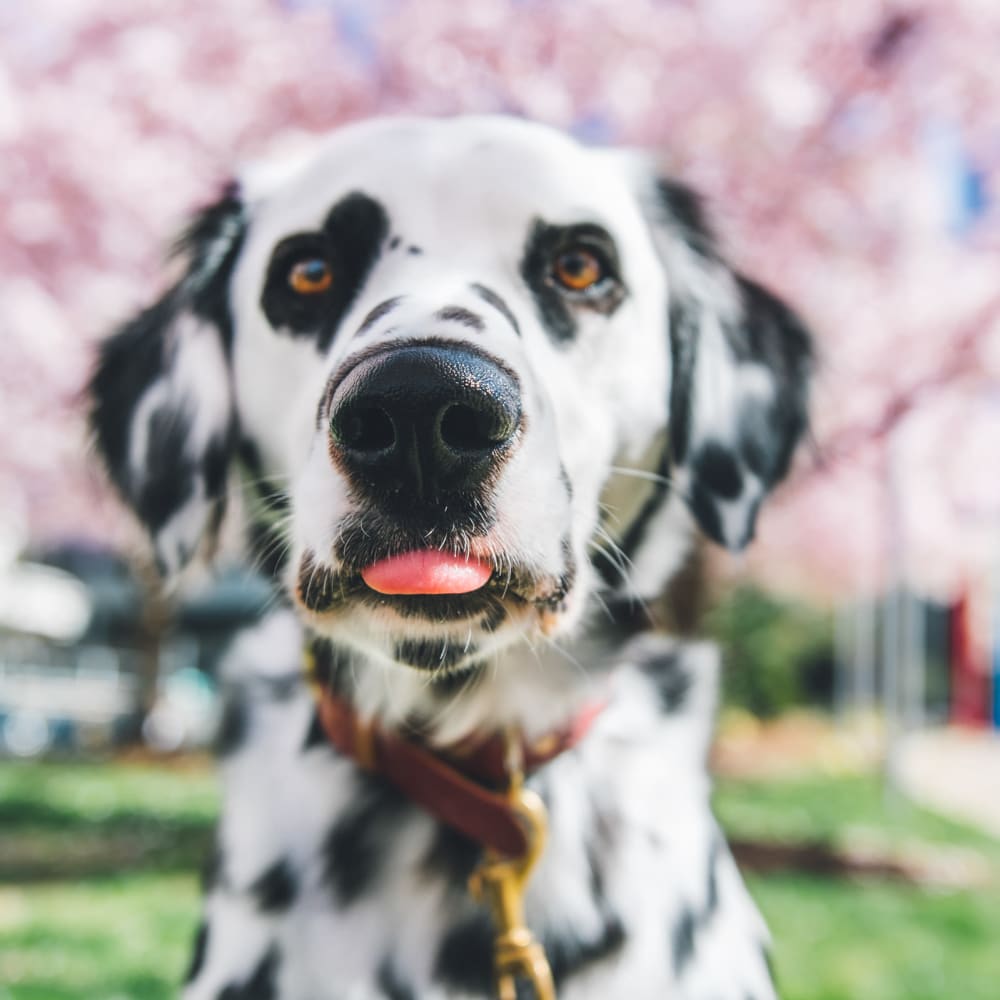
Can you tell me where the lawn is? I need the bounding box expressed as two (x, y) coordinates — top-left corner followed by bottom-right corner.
(1, 759), (997, 1000)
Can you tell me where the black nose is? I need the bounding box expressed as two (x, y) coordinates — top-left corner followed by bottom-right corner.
(328, 344), (522, 498)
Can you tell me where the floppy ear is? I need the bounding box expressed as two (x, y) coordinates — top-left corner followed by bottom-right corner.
(651, 178), (813, 551)
(89, 185), (246, 575)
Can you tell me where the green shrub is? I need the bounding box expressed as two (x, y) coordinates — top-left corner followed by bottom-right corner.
(704, 585), (833, 718)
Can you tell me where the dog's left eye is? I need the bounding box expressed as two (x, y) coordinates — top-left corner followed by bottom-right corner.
(288, 258), (333, 295)
(551, 247), (606, 293)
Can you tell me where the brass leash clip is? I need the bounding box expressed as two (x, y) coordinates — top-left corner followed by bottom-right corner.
(468, 738), (556, 1000)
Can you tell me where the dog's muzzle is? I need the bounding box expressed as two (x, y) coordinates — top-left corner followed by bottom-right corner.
(328, 342), (522, 500)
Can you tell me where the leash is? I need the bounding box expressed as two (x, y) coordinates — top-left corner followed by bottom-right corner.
(305, 645), (605, 999)
(468, 734), (555, 1000)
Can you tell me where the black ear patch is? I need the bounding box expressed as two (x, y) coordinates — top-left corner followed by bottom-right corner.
(89, 187), (245, 574)
(668, 269), (812, 550)
(625, 176), (813, 562)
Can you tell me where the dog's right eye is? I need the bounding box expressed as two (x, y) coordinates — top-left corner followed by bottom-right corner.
(289, 258), (333, 295)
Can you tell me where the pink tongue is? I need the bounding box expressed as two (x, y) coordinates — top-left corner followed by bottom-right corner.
(361, 550), (492, 595)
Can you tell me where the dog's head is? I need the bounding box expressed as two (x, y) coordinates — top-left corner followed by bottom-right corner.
(90, 116), (811, 677)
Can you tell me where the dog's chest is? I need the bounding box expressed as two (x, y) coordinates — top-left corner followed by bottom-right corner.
(185, 640), (774, 1000)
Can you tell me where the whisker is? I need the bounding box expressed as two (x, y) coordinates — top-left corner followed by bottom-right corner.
(607, 464), (674, 487)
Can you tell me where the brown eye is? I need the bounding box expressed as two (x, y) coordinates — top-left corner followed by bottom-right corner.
(289, 258), (332, 295)
(552, 247), (605, 292)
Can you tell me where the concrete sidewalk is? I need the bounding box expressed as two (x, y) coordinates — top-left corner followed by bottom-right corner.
(898, 728), (1000, 839)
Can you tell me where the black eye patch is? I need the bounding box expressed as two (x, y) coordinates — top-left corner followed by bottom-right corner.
(519, 219), (625, 344)
(261, 192), (389, 352)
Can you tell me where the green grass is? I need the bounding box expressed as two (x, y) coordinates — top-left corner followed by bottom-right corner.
(0, 759), (997, 999)
(715, 774), (1000, 1000)
(0, 873), (199, 1000)
(751, 875), (1000, 1000)
(0, 759), (214, 999)
(714, 772), (1000, 860)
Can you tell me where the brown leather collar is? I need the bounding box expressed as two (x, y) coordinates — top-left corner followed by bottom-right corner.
(310, 667), (604, 857)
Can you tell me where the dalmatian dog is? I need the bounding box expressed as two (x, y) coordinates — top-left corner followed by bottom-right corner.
(89, 116), (811, 999)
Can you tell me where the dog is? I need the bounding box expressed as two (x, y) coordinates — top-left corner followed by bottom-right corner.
(89, 115), (812, 999)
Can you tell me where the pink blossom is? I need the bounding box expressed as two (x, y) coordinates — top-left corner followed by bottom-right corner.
(2, 0), (997, 599)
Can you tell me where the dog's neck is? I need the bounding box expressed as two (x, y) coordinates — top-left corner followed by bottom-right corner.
(310, 611), (638, 749)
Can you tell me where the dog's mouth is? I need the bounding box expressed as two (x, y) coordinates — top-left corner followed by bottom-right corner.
(291, 509), (576, 666)
(294, 543), (572, 630)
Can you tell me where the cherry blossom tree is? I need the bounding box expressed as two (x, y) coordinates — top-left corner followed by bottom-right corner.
(2, 0), (997, 603)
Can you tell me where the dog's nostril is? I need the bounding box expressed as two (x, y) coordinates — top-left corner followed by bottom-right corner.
(335, 406), (395, 452)
(439, 404), (513, 452)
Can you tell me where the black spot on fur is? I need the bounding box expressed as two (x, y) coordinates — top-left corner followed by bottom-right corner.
(185, 921), (209, 984)
(429, 666), (481, 696)
(176, 184), (247, 347)
(359, 590), (507, 624)
(407, 245), (422, 255)
(671, 836), (723, 977)
(250, 858), (297, 913)
(301, 708), (328, 753)
(297, 550), (341, 612)
(258, 673), (301, 702)
(137, 405), (196, 531)
(596, 444), (672, 590)
(435, 305), (486, 331)
(668, 296), (698, 466)
(377, 957), (416, 1000)
(542, 535), (577, 611)
(480, 602), (507, 633)
(707, 838), (721, 914)
(240, 445), (291, 574)
(470, 283), (521, 336)
(434, 911), (494, 995)
(358, 296), (405, 336)
(728, 277), (812, 480)
(657, 180), (718, 261)
(90, 297), (174, 492)
(547, 916), (627, 988)
(216, 946), (280, 1000)
(215, 693), (248, 757)
(687, 481), (725, 548)
(585, 798), (621, 900)
(261, 192), (389, 351)
(421, 823), (482, 888)
(694, 441), (743, 500)
(672, 906), (698, 975)
(309, 639), (354, 694)
(389, 236), (401, 250)
(323, 773), (410, 906)
(559, 463), (574, 500)
(395, 638), (472, 672)
(640, 645), (693, 713)
(246, 518), (289, 579)
(202, 435), (231, 499)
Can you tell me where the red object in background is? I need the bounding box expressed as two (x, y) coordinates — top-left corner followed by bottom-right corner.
(949, 590), (988, 726)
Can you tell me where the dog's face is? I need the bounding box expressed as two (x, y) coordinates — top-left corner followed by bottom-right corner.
(91, 116), (811, 676)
